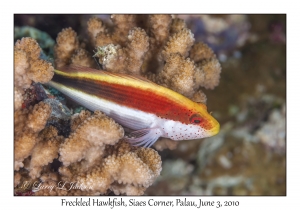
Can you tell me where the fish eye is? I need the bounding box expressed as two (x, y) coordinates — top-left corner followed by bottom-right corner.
(193, 119), (201, 123)
(189, 114), (202, 124)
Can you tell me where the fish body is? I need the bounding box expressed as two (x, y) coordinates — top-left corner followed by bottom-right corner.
(48, 65), (220, 147)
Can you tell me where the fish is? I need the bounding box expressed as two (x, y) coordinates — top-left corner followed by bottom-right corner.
(47, 65), (220, 147)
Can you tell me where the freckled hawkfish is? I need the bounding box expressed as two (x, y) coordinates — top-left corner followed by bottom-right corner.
(48, 65), (220, 147)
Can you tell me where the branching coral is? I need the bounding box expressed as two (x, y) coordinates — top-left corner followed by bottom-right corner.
(86, 14), (221, 100)
(54, 27), (79, 68)
(92, 27), (149, 74)
(61, 140), (161, 195)
(14, 37), (54, 87)
(14, 38), (65, 193)
(14, 107), (162, 195)
(155, 53), (196, 98)
(14, 37), (54, 110)
(59, 110), (124, 166)
(161, 28), (195, 59)
(87, 17), (107, 46)
(14, 105), (161, 195)
(53, 15), (221, 101)
(58, 110), (161, 195)
(54, 27), (95, 68)
(14, 101), (52, 170)
(89, 15), (139, 47)
(29, 126), (63, 178)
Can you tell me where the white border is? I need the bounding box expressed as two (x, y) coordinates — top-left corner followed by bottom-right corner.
(4, 1), (295, 209)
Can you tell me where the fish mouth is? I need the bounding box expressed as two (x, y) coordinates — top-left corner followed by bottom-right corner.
(208, 121), (220, 137)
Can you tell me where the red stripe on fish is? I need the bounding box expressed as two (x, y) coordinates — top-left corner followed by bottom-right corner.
(52, 73), (198, 125)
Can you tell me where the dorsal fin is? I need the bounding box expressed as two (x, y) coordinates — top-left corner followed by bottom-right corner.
(56, 64), (157, 85)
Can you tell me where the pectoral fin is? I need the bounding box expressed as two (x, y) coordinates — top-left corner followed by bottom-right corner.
(124, 128), (163, 147)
